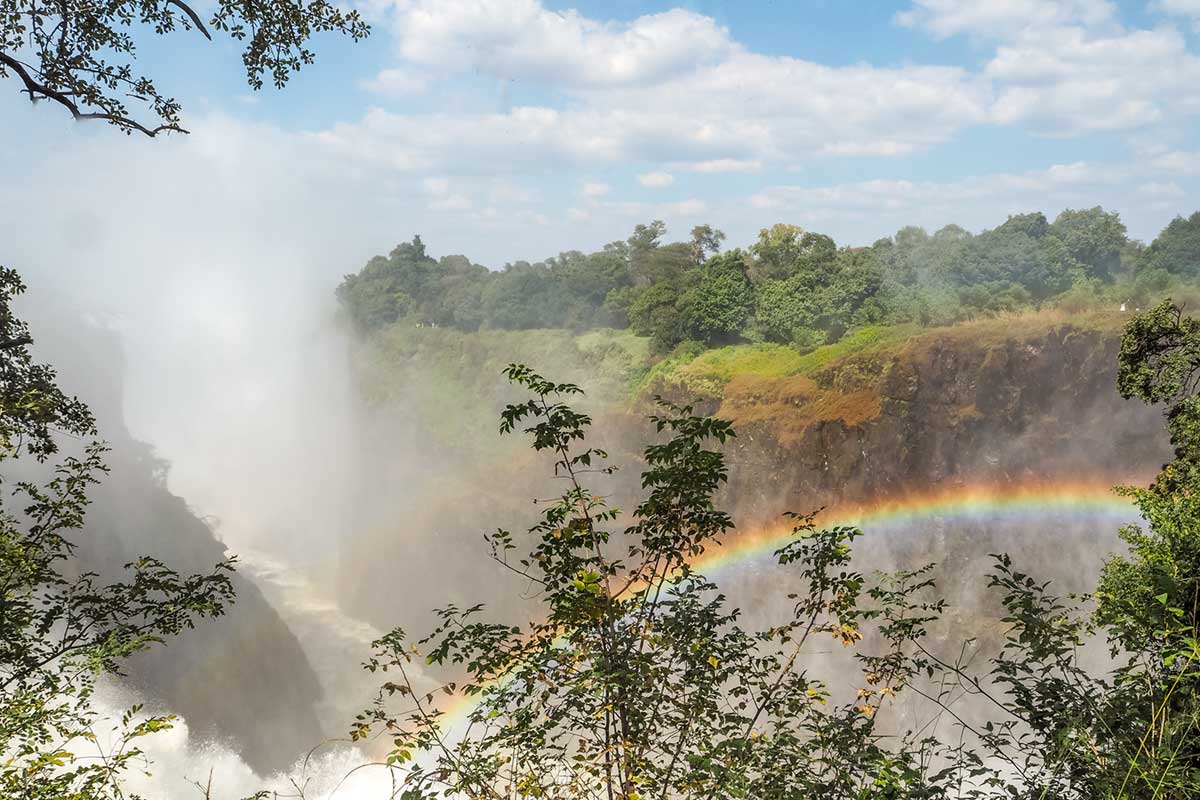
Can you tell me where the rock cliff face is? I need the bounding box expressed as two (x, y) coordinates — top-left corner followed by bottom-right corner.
(338, 318), (1172, 640)
(701, 325), (1170, 523)
(79, 446), (326, 773)
(26, 314), (325, 774)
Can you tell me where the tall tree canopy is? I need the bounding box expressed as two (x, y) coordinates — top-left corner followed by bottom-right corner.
(1, 0), (368, 135)
(336, 208), (1200, 356)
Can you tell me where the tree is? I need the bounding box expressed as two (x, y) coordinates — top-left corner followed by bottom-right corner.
(354, 365), (971, 800)
(1046, 207), (1128, 282)
(689, 224), (726, 266)
(754, 277), (825, 348)
(753, 246), (878, 346)
(916, 302), (1200, 800)
(628, 282), (689, 352)
(678, 251), (753, 345)
(1140, 212), (1200, 279)
(628, 222), (693, 288)
(0, 267), (240, 797)
(1108, 299), (1200, 642)
(337, 236), (440, 330)
(1, 0), (368, 135)
(0, 271), (91, 459)
(749, 224), (836, 283)
(749, 223), (803, 282)
(347, 326), (1200, 799)
(995, 211), (1049, 241)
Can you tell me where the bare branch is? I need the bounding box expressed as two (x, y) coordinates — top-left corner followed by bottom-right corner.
(0, 50), (187, 136)
(166, 0), (212, 41)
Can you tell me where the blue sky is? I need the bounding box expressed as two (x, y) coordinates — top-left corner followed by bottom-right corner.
(8, 0), (1200, 273)
(7, 0), (1200, 525)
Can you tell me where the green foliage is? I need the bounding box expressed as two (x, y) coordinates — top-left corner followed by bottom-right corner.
(338, 237), (636, 334)
(752, 246), (881, 347)
(337, 209), (1170, 362)
(1097, 301), (1200, 797)
(1140, 212), (1200, 280)
(1046, 206), (1128, 282)
(349, 308), (1200, 798)
(356, 324), (650, 454)
(910, 301), (1200, 800)
(0, 268), (93, 461)
(0, 267), (240, 798)
(748, 223), (836, 282)
(345, 208), (1200, 361)
(677, 251), (754, 345)
(355, 365), (979, 799)
(754, 276), (827, 348)
(638, 324), (916, 399)
(628, 283), (688, 352)
(689, 224), (727, 265)
(1, 0), (367, 135)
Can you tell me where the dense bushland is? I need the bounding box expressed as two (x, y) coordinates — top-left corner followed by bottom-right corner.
(337, 209), (1200, 354)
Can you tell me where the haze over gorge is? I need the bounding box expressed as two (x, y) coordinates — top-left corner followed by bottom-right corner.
(5, 1), (1200, 798)
(6, 207), (1185, 796)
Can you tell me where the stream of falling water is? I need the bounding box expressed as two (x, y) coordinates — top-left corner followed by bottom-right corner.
(234, 547), (387, 736)
(96, 548), (409, 799)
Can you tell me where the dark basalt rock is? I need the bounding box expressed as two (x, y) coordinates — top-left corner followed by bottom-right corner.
(714, 325), (1168, 525)
(23, 310), (325, 774)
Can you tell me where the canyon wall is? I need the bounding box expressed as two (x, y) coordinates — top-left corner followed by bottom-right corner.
(26, 314), (326, 774)
(698, 323), (1170, 523)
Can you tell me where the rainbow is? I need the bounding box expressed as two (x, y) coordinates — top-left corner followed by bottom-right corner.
(693, 478), (1142, 578)
(427, 477), (1144, 735)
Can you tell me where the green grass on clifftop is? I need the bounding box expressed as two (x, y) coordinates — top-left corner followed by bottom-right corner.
(637, 325), (919, 399)
(350, 308), (1131, 451)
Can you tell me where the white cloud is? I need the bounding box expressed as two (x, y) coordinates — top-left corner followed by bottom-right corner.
(638, 171), (674, 188)
(746, 162), (1128, 225)
(716, 156), (1194, 246)
(2, 97), (1195, 287)
(5, 3), (1199, 291)
(387, 1), (732, 88)
(1152, 150), (1200, 174)
(319, 0), (1200, 178)
(422, 176), (471, 210)
(318, 57), (990, 173)
(892, 0), (1200, 137)
(1156, 0), (1200, 22)
(1138, 180), (1186, 198)
(665, 198), (706, 216)
(684, 159), (763, 173)
(361, 67), (430, 96)
(984, 26), (1200, 134)
(896, 0), (1117, 40)
(487, 180), (541, 205)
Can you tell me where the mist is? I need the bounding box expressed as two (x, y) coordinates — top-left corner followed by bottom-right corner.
(0, 40), (1191, 795)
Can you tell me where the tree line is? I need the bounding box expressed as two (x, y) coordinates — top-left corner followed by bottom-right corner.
(337, 210), (1200, 352)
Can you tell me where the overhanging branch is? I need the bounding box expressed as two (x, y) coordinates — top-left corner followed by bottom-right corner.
(0, 50), (188, 136)
(166, 0), (212, 40)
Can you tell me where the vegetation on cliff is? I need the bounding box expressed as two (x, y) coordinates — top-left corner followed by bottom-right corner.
(337, 208), (1200, 458)
(355, 304), (1200, 800)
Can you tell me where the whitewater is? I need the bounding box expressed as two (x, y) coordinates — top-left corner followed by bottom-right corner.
(94, 548), (402, 799)
(88, 480), (1145, 799)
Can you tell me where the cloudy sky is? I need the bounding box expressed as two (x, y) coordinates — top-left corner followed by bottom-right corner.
(7, 0), (1200, 268)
